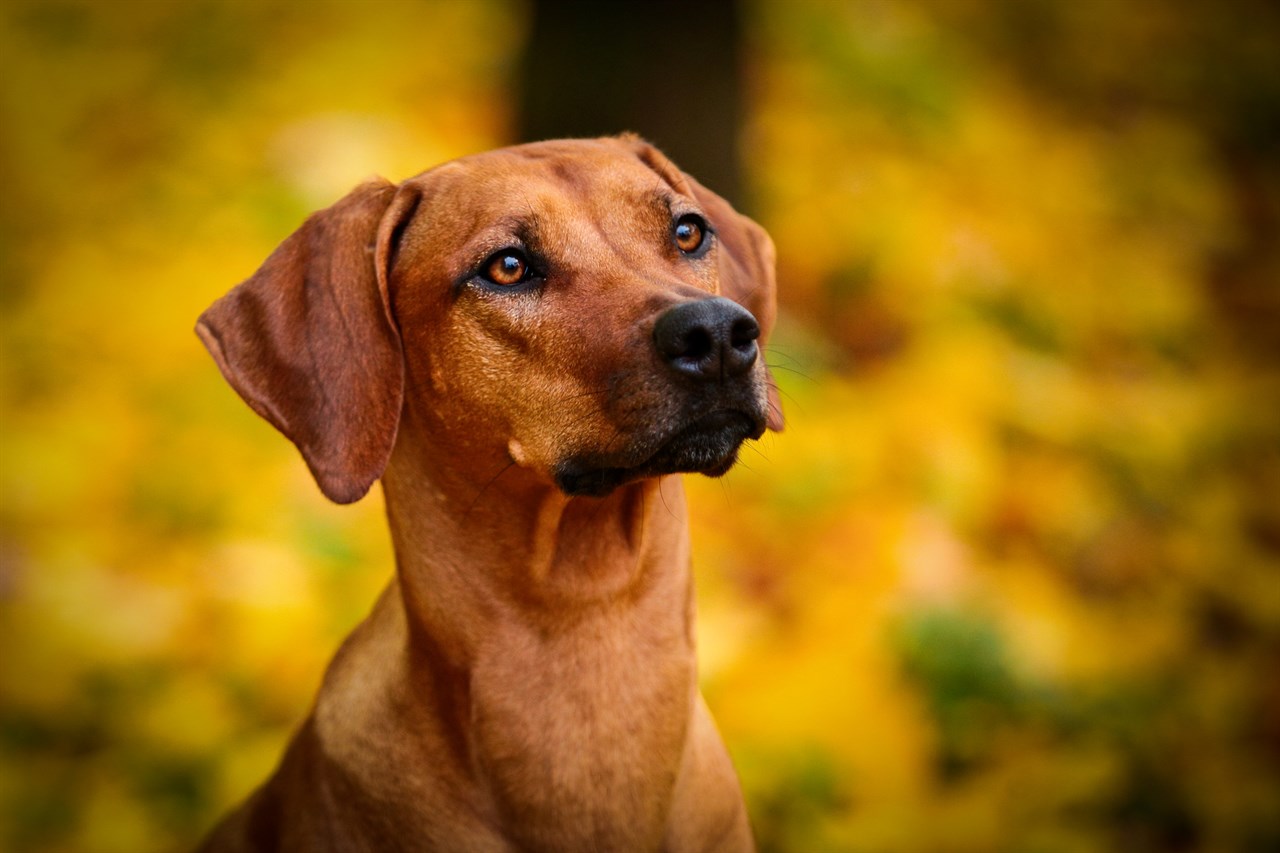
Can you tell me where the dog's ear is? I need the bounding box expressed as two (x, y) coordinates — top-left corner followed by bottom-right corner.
(683, 174), (785, 432)
(196, 179), (421, 503)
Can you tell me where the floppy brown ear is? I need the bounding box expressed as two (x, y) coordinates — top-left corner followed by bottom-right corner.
(196, 179), (420, 503)
(683, 174), (785, 432)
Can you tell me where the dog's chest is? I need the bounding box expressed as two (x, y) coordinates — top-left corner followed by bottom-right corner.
(471, 611), (694, 848)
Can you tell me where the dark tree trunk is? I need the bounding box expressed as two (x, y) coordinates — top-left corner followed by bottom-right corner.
(517, 0), (744, 205)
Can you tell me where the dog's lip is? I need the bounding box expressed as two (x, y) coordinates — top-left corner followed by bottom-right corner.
(672, 409), (765, 447)
(660, 409), (744, 439)
(554, 407), (765, 497)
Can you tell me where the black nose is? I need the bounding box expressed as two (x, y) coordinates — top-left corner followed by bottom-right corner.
(653, 297), (760, 381)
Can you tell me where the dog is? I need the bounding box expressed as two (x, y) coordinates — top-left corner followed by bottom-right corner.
(195, 134), (782, 852)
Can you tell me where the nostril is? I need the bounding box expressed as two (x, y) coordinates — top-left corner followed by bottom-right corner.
(726, 315), (760, 376)
(681, 326), (714, 362)
(729, 316), (760, 350)
(656, 309), (712, 364)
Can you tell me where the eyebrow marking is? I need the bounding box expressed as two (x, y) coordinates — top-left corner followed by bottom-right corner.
(648, 186), (678, 216)
(633, 144), (691, 195)
(451, 213), (548, 294)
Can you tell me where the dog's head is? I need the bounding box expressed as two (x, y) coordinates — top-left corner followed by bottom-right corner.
(198, 136), (782, 502)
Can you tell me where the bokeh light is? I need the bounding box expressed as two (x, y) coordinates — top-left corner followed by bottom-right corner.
(2, 1), (1278, 850)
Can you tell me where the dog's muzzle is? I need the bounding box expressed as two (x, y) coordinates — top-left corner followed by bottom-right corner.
(554, 298), (767, 497)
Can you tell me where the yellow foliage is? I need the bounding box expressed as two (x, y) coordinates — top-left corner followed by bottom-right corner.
(3, 0), (1279, 850)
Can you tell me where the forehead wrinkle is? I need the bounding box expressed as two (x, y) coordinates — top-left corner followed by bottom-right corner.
(578, 189), (673, 273)
(467, 211), (544, 248)
(451, 164), (681, 272)
(647, 183), (678, 216)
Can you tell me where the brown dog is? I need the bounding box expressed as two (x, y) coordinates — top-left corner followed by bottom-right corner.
(195, 135), (781, 852)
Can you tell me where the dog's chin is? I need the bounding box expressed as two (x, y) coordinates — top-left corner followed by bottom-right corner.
(554, 411), (764, 498)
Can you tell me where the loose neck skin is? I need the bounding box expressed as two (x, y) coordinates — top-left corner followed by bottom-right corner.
(379, 410), (696, 670)
(373, 391), (706, 671)
(374, 418), (700, 845)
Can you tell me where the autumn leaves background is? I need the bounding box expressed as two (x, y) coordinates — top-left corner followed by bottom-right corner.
(2, 1), (1279, 850)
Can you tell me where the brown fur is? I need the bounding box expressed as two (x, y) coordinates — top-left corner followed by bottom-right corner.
(195, 136), (781, 852)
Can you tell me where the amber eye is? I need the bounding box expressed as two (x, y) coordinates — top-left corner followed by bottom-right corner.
(674, 214), (707, 254)
(482, 250), (529, 286)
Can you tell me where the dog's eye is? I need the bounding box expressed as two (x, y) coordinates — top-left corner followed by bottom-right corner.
(673, 214), (707, 254)
(481, 250), (530, 286)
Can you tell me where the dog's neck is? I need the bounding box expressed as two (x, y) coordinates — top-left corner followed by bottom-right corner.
(368, 426), (697, 843)
(381, 428), (693, 649)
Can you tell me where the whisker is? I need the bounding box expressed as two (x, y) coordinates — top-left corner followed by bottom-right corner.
(462, 460), (517, 521)
(718, 476), (732, 506)
(765, 375), (801, 411)
(638, 486), (648, 545)
(657, 476), (677, 519)
(558, 384), (614, 402)
(765, 363), (815, 382)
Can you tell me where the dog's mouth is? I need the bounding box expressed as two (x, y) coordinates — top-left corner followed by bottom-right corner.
(554, 409), (765, 497)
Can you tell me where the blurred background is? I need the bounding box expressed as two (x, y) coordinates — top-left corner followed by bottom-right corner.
(2, 0), (1279, 850)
